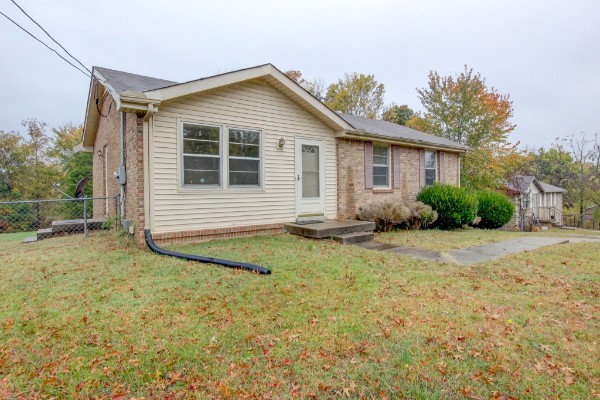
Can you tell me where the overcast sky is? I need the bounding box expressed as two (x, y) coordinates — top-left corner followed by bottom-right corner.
(0, 0), (598, 148)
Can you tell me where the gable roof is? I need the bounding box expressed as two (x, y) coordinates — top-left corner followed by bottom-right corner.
(82, 64), (355, 147)
(507, 175), (566, 194)
(338, 113), (470, 152)
(82, 64), (467, 153)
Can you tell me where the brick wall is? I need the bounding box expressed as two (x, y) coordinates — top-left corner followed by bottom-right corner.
(92, 98), (145, 246)
(336, 137), (461, 219)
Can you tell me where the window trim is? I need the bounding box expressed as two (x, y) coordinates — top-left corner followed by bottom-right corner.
(372, 143), (391, 189)
(180, 121), (223, 189)
(227, 126), (263, 189)
(424, 150), (437, 186)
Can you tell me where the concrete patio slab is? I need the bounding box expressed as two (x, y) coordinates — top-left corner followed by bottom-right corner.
(448, 237), (569, 265)
(355, 236), (592, 265)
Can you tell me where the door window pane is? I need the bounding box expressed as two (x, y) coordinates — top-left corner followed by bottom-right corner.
(302, 145), (320, 198)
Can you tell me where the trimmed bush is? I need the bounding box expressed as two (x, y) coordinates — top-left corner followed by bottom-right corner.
(476, 189), (514, 229)
(416, 184), (478, 229)
(403, 201), (438, 230)
(357, 199), (410, 232)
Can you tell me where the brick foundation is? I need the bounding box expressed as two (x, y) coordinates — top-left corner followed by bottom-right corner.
(151, 223), (285, 245)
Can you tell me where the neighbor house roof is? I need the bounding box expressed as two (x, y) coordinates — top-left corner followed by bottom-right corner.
(81, 64), (467, 153)
(338, 113), (470, 152)
(507, 175), (566, 194)
(538, 181), (567, 193)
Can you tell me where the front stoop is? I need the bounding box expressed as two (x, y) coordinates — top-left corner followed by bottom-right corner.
(284, 219), (375, 245)
(332, 231), (374, 244)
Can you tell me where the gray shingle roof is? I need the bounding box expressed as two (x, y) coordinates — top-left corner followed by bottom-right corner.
(94, 67), (177, 94)
(337, 113), (469, 151)
(507, 175), (566, 193)
(538, 181), (567, 193)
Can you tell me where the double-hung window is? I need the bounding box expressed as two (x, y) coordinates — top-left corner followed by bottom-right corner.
(228, 128), (261, 186)
(425, 150), (436, 185)
(182, 123), (221, 186)
(373, 144), (390, 188)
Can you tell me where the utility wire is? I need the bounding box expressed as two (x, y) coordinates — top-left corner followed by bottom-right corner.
(0, 10), (90, 77)
(9, 0), (92, 75)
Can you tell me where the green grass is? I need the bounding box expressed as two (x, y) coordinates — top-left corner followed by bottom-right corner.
(0, 230), (598, 398)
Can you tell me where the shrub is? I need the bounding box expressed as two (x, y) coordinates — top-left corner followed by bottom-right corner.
(403, 201), (438, 230)
(357, 199), (410, 232)
(475, 189), (514, 229)
(416, 184), (478, 229)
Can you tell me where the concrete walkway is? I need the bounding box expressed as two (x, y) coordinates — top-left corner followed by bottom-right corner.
(357, 236), (598, 265)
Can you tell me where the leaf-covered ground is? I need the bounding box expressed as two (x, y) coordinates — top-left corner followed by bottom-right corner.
(0, 230), (598, 398)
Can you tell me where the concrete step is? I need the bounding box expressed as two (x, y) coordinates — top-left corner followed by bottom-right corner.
(36, 228), (53, 240)
(285, 220), (375, 239)
(51, 218), (106, 234)
(332, 231), (375, 244)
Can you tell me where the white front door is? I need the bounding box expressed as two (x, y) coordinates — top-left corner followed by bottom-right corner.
(295, 138), (325, 219)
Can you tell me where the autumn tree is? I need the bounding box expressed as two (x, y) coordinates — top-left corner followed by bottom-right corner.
(284, 70), (326, 101)
(50, 123), (92, 197)
(324, 73), (385, 118)
(416, 66), (515, 147)
(382, 104), (415, 126)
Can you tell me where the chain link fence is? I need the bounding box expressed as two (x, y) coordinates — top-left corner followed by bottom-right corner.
(0, 196), (120, 240)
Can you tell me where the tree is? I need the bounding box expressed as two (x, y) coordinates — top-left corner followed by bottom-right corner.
(382, 104), (415, 126)
(558, 133), (600, 218)
(416, 66), (515, 147)
(50, 123), (93, 197)
(284, 70), (326, 101)
(324, 73), (385, 118)
(0, 131), (27, 198)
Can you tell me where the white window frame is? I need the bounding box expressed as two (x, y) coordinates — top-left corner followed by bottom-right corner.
(227, 127), (263, 189)
(372, 144), (390, 188)
(425, 150), (437, 186)
(180, 121), (222, 189)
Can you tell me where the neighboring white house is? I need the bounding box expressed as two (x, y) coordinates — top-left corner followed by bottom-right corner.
(506, 175), (566, 229)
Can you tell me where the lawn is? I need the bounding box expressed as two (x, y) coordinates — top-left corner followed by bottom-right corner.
(0, 230), (598, 398)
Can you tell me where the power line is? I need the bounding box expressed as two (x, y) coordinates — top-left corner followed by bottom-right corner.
(0, 10), (90, 78)
(9, 0), (92, 75)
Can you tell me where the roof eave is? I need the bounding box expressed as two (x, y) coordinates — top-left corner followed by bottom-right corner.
(340, 130), (469, 153)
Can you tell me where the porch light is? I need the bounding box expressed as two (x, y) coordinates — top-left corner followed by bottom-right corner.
(277, 138), (286, 150)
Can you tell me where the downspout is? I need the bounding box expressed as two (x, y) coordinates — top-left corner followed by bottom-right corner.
(143, 104), (155, 231)
(119, 112), (126, 222)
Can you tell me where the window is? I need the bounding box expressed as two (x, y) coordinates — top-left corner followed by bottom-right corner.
(182, 123), (221, 186)
(425, 150), (436, 185)
(373, 144), (390, 187)
(229, 128), (261, 186)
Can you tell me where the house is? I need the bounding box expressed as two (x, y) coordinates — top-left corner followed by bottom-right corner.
(79, 64), (468, 246)
(505, 175), (566, 229)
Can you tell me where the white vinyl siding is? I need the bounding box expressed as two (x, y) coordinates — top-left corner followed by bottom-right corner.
(373, 144), (390, 188)
(150, 79), (337, 233)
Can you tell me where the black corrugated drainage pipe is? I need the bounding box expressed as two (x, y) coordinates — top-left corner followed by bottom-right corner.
(144, 229), (271, 275)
